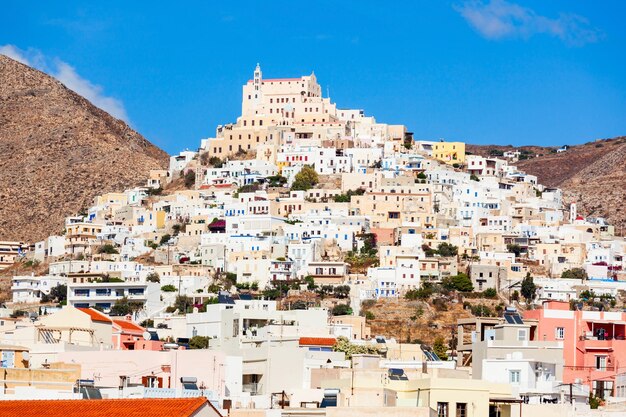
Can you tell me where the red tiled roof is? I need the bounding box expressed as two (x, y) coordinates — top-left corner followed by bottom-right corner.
(77, 308), (112, 323)
(0, 397), (215, 417)
(299, 337), (336, 347)
(113, 319), (144, 333)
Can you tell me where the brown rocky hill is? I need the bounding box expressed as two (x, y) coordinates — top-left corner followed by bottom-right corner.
(467, 137), (626, 233)
(0, 55), (169, 243)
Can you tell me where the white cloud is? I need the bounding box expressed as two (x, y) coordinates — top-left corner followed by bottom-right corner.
(0, 44), (129, 121)
(455, 0), (602, 46)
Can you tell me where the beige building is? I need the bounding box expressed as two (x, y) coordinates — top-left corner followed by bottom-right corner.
(0, 241), (26, 270)
(205, 65), (406, 159)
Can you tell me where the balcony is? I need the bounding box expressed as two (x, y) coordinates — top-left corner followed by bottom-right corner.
(242, 382), (262, 396)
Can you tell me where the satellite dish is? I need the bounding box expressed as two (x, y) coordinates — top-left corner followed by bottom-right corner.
(143, 331), (152, 341)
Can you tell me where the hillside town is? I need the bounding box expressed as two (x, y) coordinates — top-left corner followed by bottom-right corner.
(1, 65), (625, 417)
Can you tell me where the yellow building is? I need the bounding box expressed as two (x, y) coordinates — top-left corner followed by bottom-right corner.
(432, 141), (465, 165)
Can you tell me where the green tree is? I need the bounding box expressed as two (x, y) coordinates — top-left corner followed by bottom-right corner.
(140, 319), (154, 328)
(416, 172), (427, 180)
(482, 288), (497, 298)
(291, 165), (319, 191)
(405, 283), (434, 300)
(159, 234), (171, 245)
(189, 335), (210, 349)
(511, 290), (520, 301)
(436, 242), (458, 257)
(332, 285), (351, 299)
(110, 297), (143, 316)
(303, 276), (317, 291)
(207, 156), (223, 168)
(146, 272), (160, 283)
(507, 244), (523, 257)
(224, 272), (237, 285)
(470, 174), (480, 181)
(42, 284), (67, 304)
(432, 337), (448, 360)
(331, 303), (352, 316)
(267, 175), (288, 187)
(441, 273), (474, 292)
(173, 295), (192, 314)
(161, 284), (177, 292)
(98, 244), (119, 254)
(521, 273), (537, 303)
(561, 268), (588, 280)
(470, 304), (495, 317)
(184, 170), (196, 188)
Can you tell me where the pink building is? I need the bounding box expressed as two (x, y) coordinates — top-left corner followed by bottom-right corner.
(525, 300), (626, 399)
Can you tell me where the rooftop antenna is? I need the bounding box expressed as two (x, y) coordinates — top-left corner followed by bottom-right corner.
(326, 85), (330, 98)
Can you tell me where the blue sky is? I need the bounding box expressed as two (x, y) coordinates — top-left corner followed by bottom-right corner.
(2, 1), (625, 154)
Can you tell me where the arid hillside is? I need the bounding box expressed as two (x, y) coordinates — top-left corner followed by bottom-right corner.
(0, 55), (169, 243)
(467, 137), (626, 232)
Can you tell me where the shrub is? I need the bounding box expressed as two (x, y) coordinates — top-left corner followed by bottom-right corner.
(331, 303), (352, 316)
(406, 283), (434, 300)
(470, 304), (495, 317)
(433, 298), (448, 312)
(441, 273), (473, 292)
(159, 234), (171, 245)
(521, 273), (537, 303)
(98, 244), (119, 254)
(291, 165), (319, 191)
(507, 244), (523, 257)
(207, 156), (224, 168)
(161, 284), (177, 292)
(561, 268), (588, 280)
(184, 170), (196, 188)
(140, 319), (154, 328)
(365, 311), (375, 320)
(110, 297), (143, 316)
(437, 242), (458, 257)
(433, 337), (448, 360)
(146, 272), (160, 283)
(189, 336), (210, 349)
(483, 288), (498, 298)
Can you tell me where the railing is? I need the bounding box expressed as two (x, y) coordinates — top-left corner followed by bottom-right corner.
(579, 335), (626, 341)
(564, 365), (615, 372)
(242, 383), (262, 395)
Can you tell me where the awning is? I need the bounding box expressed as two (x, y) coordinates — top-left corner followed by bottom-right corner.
(490, 397), (524, 403)
(585, 319), (626, 325)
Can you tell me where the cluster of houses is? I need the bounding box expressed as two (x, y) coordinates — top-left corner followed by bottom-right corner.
(1, 66), (625, 415)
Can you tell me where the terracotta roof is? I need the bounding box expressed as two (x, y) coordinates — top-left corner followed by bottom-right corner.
(0, 397), (214, 417)
(113, 319), (144, 333)
(299, 337), (336, 347)
(77, 308), (112, 323)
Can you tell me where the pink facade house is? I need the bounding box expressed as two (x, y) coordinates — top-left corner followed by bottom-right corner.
(525, 300), (626, 399)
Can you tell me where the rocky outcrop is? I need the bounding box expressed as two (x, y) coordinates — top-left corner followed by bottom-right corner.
(0, 55), (169, 242)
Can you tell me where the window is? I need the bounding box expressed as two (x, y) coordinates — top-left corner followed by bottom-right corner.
(517, 329), (527, 341)
(456, 403), (467, 417)
(596, 356), (607, 371)
(556, 327), (565, 340)
(509, 370), (521, 384)
(437, 402), (449, 417)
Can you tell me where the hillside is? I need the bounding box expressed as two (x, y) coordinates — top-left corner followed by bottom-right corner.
(467, 137), (626, 232)
(0, 55), (169, 243)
